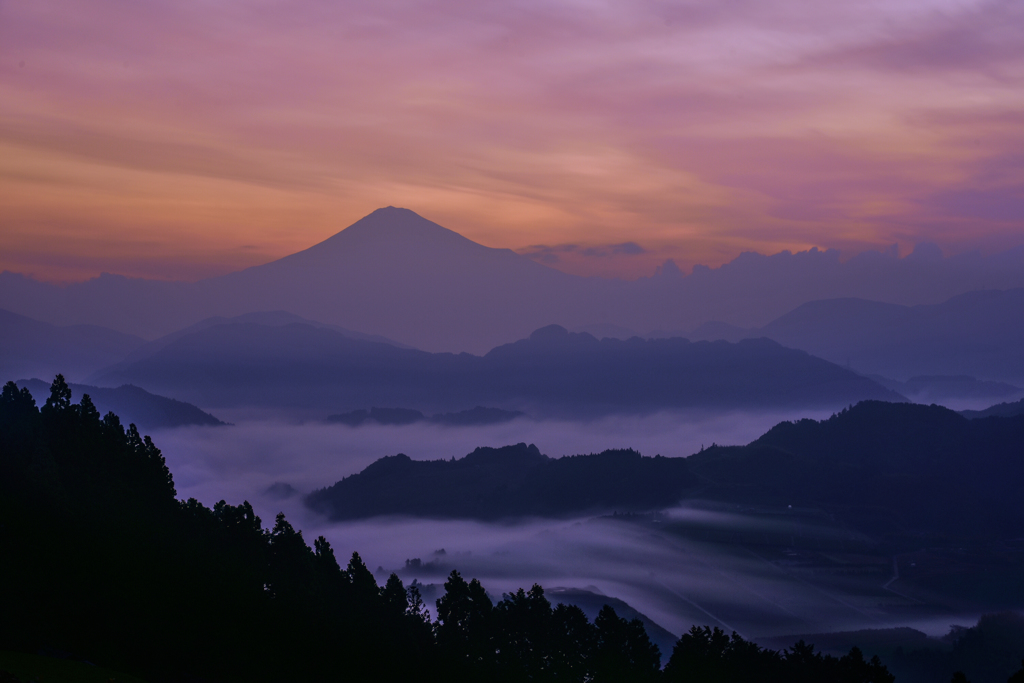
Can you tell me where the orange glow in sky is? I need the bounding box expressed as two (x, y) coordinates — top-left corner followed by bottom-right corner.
(2, 0), (1023, 281)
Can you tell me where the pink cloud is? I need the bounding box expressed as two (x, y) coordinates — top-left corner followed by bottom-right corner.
(1, 0), (1023, 281)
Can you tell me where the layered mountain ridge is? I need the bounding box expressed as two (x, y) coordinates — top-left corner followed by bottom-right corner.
(86, 321), (902, 416)
(4, 207), (1024, 354)
(688, 288), (1024, 385)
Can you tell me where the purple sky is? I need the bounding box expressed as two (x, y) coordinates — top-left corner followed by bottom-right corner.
(2, 0), (1023, 281)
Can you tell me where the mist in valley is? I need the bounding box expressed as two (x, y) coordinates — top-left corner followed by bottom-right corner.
(152, 408), (982, 647)
(154, 409), (827, 518)
(9, 3), (1024, 678)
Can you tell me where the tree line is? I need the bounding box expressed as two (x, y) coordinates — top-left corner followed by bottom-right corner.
(0, 376), (910, 681)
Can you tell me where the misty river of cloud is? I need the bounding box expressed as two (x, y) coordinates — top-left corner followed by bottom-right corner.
(145, 409), (988, 640)
(153, 409), (828, 512)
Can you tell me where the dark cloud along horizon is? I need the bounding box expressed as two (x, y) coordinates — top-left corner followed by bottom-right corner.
(517, 238), (1024, 280)
(606, 242), (647, 256)
(519, 240), (649, 263)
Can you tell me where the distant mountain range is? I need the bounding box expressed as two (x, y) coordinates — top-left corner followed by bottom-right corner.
(0, 309), (407, 384)
(14, 378), (225, 430)
(869, 375), (1022, 405)
(0, 308), (145, 383)
(4, 207), (1024, 354)
(7, 287), (1021, 414)
(961, 397), (1024, 420)
(305, 401), (1024, 542)
(687, 288), (1024, 385)
(127, 310), (410, 359)
(86, 322), (901, 415)
(4, 207), (1021, 395)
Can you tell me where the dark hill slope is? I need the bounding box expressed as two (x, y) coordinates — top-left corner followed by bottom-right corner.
(686, 401), (1024, 539)
(306, 444), (697, 520)
(0, 380), (436, 682)
(961, 397), (1024, 419)
(477, 326), (900, 412)
(15, 378), (225, 430)
(0, 382), (893, 683)
(89, 322), (901, 415)
(307, 402), (1024, 542)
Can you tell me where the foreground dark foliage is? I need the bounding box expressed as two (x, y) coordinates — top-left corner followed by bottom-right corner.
(1, 377), (899, 682)
(663, 626), (893, 683)
(885, 613), (1024, 683)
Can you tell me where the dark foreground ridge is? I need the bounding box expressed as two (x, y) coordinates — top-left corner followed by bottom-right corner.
(308, 401), (1024, 544)
(689, 401), (1024, 540)
(306, 444), (696, 520)
(1, 376), (909, 682)
(757, 615), (1024, 683)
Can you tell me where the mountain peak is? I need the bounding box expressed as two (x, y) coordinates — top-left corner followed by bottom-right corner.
(529, 324), (570, 342)
(250, 206), (497, 276)
(325, 206), (475, 248)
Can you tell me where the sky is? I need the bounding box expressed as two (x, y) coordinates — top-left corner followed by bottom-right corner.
(2, 0), (1023, 282)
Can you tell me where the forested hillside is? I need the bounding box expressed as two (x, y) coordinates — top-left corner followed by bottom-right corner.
(687, 401), (1024, 540)
(0, 376), (913, 682)
(306, 445), (697, 520)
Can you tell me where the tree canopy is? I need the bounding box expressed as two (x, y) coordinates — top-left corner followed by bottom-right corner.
(0, 376), (911, 682)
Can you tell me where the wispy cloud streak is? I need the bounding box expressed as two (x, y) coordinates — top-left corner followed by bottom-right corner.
(2, 0), (1022, 280)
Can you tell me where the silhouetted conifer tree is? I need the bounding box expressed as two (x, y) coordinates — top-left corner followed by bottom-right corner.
(1, 376), (905, 683)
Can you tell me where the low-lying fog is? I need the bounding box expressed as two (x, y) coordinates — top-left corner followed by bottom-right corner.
(156, 409), (824, 506)
(153, 410), (976, 645)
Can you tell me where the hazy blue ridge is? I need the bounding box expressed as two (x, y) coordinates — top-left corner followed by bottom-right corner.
(960, 397), (1024, 419)
(0, 308), (145, 383)
(87, 322), (903, 415)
